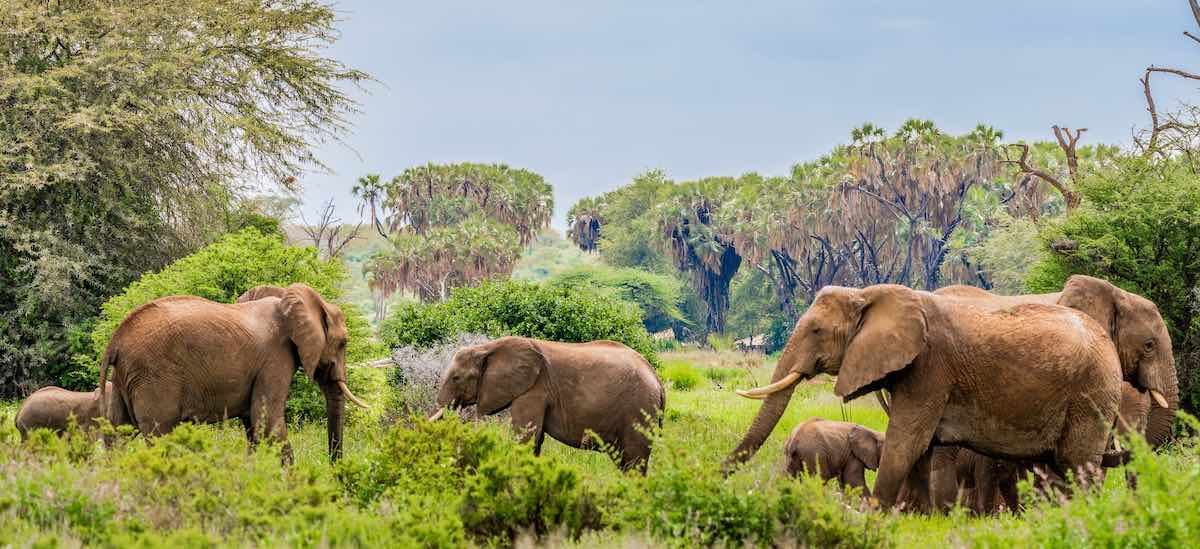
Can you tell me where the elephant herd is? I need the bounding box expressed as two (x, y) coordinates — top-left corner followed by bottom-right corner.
(12, 274), (1178, 514)
(727, 274), (1177, 512)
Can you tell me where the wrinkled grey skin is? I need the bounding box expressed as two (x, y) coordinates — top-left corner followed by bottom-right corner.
(724, 284), (1123, 509)
(100, 283), (364, 463)
(942, 381), (1151, 514)
(935, 275), (1178, 449)
(783, 419), (883, 498)
(15, 383), (112, 439)
(432, 336), (665, 473)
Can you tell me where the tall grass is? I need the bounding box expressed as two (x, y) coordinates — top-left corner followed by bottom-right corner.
(1, 354), (1196, 547)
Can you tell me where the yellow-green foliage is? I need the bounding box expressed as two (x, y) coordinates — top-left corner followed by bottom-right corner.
(662, 360), (702, 391)
(1, 358), (1198, 547)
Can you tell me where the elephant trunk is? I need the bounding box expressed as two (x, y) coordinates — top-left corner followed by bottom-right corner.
(722, 384), (798, 474)
(321, 381), (346, 462)
(1145, 350), (1179, 448)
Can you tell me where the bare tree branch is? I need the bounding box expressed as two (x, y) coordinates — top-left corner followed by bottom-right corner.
(1002, 142), (1081, 210)
(298, 198), (361, 259)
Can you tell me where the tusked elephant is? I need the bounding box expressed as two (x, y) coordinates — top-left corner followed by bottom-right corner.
(99, 283), (368, 462)
(935, 274), (1178, 448)
(723, 284), (1123, 509)
(429, 336), (665, 473)
(15, 382), (111, 440)
(783, 419), (883, 498)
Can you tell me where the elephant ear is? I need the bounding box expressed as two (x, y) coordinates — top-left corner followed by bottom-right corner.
(237, 285), (288, 303)
(849, 426), (883, 470)
(281, 284), (328, 379)
(477, 337), (545, 415)
(835, 285), (927, 401)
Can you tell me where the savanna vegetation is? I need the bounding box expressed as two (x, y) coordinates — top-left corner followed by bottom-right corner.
(5, 0), (1200, 547)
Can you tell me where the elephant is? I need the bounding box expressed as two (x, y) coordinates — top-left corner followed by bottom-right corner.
(723, 284), (1123, 509)
(935, 274), (1178, 448)
(99, 283), (368, 462)
(428, 336), (665, 473)
(783, 419), (883, 498)
(15, 382), (112, 439)
(947, 381), (1152, 514)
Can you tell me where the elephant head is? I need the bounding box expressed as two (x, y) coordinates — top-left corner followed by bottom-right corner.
(1057, 275), (1178, 446)
(848, 425), (884, 471)
(245, 283), (367, 460)
(429, 337), (546, 419)
(724, 285), (925, 470)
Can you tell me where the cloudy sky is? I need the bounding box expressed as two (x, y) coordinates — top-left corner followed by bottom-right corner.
(297, 1), (1200, 231)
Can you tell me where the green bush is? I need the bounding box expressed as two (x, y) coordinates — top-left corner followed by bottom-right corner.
(662, 360), (701, 391)
(1026, 157), (1200, 411)
(72, 228), (384, 418)
(379, 279), (659, 368)
(547, 264), (686, 333)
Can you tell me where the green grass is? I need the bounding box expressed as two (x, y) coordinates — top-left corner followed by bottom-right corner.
(2, 352), (1198, 547)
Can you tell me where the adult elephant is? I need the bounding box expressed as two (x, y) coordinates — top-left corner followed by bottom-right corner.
(99, 283), (368, 462)
(951, 381), (1150, 514)
(429, 336), (665, 473)
(723, 284), (1122, 508)
(935, 274), (1178, 448)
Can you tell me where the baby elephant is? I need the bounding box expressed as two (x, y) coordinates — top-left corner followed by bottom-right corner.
(15, 383), (111, 439)
(784, 419), (883, 497)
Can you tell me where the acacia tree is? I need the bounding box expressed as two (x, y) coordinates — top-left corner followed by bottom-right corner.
(0, 0), (366, 395)
(365, 163), (552, 302)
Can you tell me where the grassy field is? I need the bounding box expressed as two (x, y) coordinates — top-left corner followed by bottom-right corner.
(1, 350), (1197, 547)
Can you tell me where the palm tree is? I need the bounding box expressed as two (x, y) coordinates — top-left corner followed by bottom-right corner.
(352, 173), (388, 238)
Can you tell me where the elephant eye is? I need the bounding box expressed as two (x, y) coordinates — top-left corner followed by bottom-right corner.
(1143, 339), (1156, 351)
(811, 326), (822, 335)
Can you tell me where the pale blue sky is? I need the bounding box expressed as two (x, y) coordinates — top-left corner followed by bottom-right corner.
(297, 1), (1200, 231)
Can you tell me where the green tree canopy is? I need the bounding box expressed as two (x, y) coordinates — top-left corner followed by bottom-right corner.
(547, 264), (685, 334)
(366, 163), (554, 302)
(0, 0), (366, 396)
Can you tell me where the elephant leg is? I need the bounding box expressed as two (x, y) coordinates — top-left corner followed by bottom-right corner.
(619, 428), (652, 475)
(1056, 403), (1110, 492)
(875, 398), (942, 509)
(248, 383), (291, 465)
(508, 392), (547, 455)
(973, 457), (998, 514)
(998, 467), (1021, 513)
(927, 446), (960, 511)
(841, 459), (869, 499)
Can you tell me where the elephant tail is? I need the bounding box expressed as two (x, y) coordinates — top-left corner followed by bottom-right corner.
(658, 380), (666, 429)
(98, 344), (117, 417)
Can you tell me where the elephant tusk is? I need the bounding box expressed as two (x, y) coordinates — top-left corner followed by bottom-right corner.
(735, 372), (802, 399)
(1150, 390), (1169, 409)
(428, 407), (445, 421)
(338, 381), (370, 409)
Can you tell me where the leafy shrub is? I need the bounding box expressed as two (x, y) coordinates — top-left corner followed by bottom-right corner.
(336, 416), (605, 545)
(73, 228), (381, 418)
(461, 447), (606, 544)
(1026, 157), (1200, 411)
(653, 337), (682, 352)
(662, 360), (701, 391)
(968, 415), (1200, 547)
(547, 264), (685, 333)
(701, 366), (738, 385)
(384, 333), (492, 420)
(379, 279), (659, 368)
(615, 451), (892, 548)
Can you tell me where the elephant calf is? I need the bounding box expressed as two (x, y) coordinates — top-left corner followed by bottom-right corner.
(783, 419), (882, 498)
(430, 336), (666, 473)
(15, 383), (111, 439)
